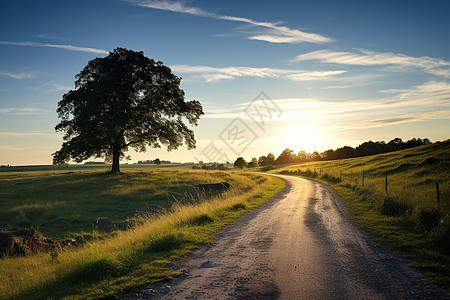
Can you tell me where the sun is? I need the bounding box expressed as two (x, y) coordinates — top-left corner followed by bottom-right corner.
(283, 126), (323, 153)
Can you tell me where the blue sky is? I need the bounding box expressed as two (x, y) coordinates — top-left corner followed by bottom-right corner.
(1, 0), (449, 165)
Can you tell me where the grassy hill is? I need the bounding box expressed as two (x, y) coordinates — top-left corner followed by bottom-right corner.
(271, 140), (450, 285)
(0, 169), (251, 239)
(0, 169), (284, 299)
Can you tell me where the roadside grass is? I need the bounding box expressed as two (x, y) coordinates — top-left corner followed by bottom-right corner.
(0, 170), (284, 299)
(0, 169), (254, 239)
(273, 141), (450, 286)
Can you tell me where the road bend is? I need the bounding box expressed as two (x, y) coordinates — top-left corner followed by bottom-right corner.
(135, 174), (449, 299)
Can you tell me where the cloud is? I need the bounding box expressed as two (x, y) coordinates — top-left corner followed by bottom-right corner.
(0, 146), (25, 151)
(127, 0), (332, 44)
(171, 64), (345, 82)
(0, 132), (50, 136)
(0, 41), (108, 54)
(324, 85), (350, 89)
(0, 107), (43, 115)
(294, 49), (450, 78)
(344, 111), (450, 129)
(286, 71), (346, 81)
(35, 33), (67, 41)
(203, 81), (450, 131)
(0, 71), (35, 79)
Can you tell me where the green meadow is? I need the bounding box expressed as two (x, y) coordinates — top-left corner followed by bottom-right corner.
(0, 168), (238, 239)
(271, 140), (450, 285)
(0, 168), (284, 299)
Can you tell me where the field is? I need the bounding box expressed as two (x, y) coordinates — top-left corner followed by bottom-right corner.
(270, 140), (450, 285)
(0, 168), (238, 239)
(0, 168), (284, 299)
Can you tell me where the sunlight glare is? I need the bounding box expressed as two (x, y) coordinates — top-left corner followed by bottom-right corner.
(283, 126), (323, 153)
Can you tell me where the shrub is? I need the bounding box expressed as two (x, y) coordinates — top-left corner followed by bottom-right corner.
(230, 203), (246, 211)
(381, 197), (411, 216)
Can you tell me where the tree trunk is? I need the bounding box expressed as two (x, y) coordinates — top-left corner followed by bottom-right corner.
(111, 148), (120, 173)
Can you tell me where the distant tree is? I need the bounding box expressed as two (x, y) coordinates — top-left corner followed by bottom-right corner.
(266, 153), (276, 165)
(334, 146), (356, 159)
(247, 157), (258, 168)
(234, 157), (247, 170)
(276, 149), (295, 164)
(258, 155), (267, 166)
(154, 158), (161, 165)
(52, 48), (203, 173)
(297, 150), (308, 161)
(321, 149), (335, 160)
(310, 151), (321, 161)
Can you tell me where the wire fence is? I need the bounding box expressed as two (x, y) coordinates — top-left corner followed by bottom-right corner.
(279, 167), (449, 214)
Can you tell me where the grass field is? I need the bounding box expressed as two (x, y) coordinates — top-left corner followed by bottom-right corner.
(0, 168), (284, 299)
(270, 140), (450, 285)
(0, 168), (239, 239)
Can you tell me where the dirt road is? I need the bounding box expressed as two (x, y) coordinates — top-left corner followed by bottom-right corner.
(138, 174), (449, 299)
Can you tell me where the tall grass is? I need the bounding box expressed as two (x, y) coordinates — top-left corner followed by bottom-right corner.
(0, 172), (284, 299)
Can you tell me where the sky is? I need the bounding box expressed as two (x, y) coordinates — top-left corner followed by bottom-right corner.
(1, 0), (449, 165)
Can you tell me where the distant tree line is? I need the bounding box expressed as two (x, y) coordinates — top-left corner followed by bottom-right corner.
(137, 159), (171, 165)
(267, 137), (431, 165)
(192, 163), (228, 170)
(235, 137), (432, 168)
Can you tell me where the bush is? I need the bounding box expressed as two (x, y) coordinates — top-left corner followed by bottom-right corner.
(230, 203), (246, 211)
(187, 213), (214, 226)
(381, 197), (411, 216)
(147, 233), (185, 253)
(415, 208), (442, 229)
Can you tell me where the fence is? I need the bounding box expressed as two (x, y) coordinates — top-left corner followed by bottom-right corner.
(280, 166), (448, 211)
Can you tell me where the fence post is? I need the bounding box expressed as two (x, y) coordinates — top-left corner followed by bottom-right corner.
(385, 174), (388, 195)
(436, 182), (440, 209)
(362, 171), (364, 187)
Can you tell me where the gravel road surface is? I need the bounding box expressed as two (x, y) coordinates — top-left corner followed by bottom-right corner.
(128, 174), (449, 299)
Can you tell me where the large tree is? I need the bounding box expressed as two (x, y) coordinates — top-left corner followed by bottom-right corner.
(53, 48), (203, 173)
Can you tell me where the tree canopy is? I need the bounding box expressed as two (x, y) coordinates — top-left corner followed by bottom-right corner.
(234, 157), (247, 170)
(53, 48), (203, 172)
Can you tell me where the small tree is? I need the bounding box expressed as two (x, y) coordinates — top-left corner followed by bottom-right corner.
(53, 48), (203, 173)
(275, 149), (295, 164)
(234, 157), (247, 170)
(154, 158), (161, 165)
(247, 157), (258, 168)
(266, 153), (276, 165)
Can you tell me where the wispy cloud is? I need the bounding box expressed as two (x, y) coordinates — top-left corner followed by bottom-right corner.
(344, 111), (450, 129)
(204, 81), (450, 130)
(127, 0), (332, 44)
(0, 146), (25, 151)
(0, 71), (35, 79)
(35, 33), (67, 41)
(171, 64), (346, 82)
(0, 41), (108, 54)
(0, 132), (50, 136)
(294, 49), (450, 78)
(324, 85), (350, 89)
(0, 107), (43, 115)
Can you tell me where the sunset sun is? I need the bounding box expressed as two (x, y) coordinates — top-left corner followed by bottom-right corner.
(284, 127), (324, 153)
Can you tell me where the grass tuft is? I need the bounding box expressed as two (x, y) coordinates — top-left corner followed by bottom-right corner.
(230, 203), (246, 211)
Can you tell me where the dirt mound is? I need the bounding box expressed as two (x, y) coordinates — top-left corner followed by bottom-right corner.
(91, 217), (113, 227)
(196, 182), (231, 193)
(421, 157), (440, 165)
(0, 227), (68, 257)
